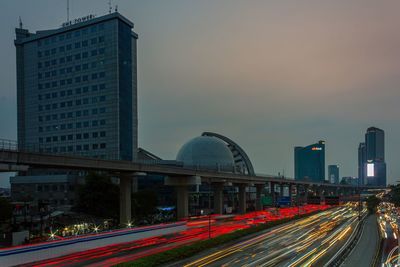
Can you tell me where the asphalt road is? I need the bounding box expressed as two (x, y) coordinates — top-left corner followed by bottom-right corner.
(179, 205), (361, 267)
(342, 215), (378, 267)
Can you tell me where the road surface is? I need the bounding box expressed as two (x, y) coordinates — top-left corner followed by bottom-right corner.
(179, 205), (361, 267)
(342, 215), (378, 267)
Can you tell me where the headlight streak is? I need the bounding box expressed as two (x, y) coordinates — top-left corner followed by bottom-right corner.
(184, 206), (361, 267)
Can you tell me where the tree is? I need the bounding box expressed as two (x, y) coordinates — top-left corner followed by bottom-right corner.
(366, 195), (380, 214)
(131, 190), (158, 220)
(74, 172), (119, 219)
(390, 185), (400, 206)
(0, 197), (12, 222)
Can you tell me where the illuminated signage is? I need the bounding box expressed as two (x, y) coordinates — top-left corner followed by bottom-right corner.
(62, 14), (96, 27)
(311, 147), (322, 151)
(367, 163), (375, 177)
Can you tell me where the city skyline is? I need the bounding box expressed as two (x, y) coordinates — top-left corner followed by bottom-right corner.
(1, 1), (400, 186)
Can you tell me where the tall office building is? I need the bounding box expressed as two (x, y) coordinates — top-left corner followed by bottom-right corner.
(14, 12), (138, 161)
(358, 127), (386, 186)
(358, 142), (366, 185)
(294, 141), (325, 182)
(328, 165), (339, 184)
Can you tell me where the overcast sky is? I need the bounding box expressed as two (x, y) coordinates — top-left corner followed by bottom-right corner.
(1, 0), (400, 187)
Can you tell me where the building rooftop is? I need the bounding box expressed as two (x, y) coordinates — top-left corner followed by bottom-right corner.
(15, 12), (137, 45)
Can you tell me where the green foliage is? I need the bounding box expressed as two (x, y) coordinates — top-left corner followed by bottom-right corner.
(366, 195), (380, 214)
(115, 211), (323, 267)
(74, 172), (119, 219)
(0, 197), (12, 222)
(131, 190), (158, 220)
(390, 185), (400, 206)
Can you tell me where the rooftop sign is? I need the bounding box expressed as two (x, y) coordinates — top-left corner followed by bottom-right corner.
(62, 14), (96, 27)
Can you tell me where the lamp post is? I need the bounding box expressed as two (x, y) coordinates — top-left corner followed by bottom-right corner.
(208, 179), (211, 239)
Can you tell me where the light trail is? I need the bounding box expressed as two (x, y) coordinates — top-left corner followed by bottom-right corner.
(184, 205), (361, 267)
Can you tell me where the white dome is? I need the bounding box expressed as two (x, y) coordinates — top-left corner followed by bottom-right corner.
(176, 136), (235, 172)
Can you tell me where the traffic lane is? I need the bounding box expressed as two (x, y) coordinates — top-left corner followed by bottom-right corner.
(380, 216), (399, 266)
(181, 206), (357, 267)
(342, 215), (378, 267)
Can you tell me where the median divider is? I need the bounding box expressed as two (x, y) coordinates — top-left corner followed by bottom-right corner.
(115, 209), (329, 267)
(324, 214), (367, 267)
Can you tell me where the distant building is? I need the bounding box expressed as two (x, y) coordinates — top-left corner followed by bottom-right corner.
(358, 143), (366, 185)
(10, 175), (84, 210)
(294, 141), (325, 182)
(358, 127), (386, 186)
(341, 176), (358, 186)
(328, 165), (339, 184)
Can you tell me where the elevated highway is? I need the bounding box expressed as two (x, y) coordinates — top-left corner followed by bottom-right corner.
(0, 143), (383, 224)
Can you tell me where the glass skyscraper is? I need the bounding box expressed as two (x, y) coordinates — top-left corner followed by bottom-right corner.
(358, 127), (386, 186)
(294, 141), (325, 182)
(14, 12), (138, 161)
(328, 165), (339, 184)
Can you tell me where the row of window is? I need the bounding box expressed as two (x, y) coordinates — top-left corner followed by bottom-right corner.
(38, 120), (107, 133)
(39, 108), (106, 122)
(39, 132), (107, 144)
(38, 48), (106, 71)
(39, 67), (106, 81)
(37, 184), (71, 192)
(39, 61), (102, 75)
(38, 73), (106, 89)
(37, 24), (105, 47)
(41, 143), (107, 153)
(38, 96), (106, 112)
(38, 36), (105, 56)
(38, 84), (106, 100)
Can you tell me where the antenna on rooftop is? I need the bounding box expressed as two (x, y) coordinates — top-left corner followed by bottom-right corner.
(67, 0), (70, 21)
(108, 0), (112, 14)
(115, 5), (118, 12)
(18, 16), (23, 29)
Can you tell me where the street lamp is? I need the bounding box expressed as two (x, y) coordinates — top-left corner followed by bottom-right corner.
(208, 179), (211, 239)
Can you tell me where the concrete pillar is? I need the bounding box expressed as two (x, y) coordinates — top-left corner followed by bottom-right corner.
(176, 185), (189, 219)
(255, 184), (264, 211)
(280, 184), (284, 197)
(238, 184), (247, 214)
(270, 182), (275, 194)
(164, 176), (201, 220)
(119, 175), (132, 225)
(304, 185), (309, 202)
(213, 183), (224, 214)
(270, 182), (276, 206)
(289, 184), (293, 199)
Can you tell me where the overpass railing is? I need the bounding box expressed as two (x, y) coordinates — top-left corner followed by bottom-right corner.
(0, 139), (242, 173)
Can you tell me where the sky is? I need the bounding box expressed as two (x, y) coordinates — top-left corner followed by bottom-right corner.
(1, 0), (400, 187)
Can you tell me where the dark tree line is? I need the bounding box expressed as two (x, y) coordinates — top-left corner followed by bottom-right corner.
(74, 172), (158, 222)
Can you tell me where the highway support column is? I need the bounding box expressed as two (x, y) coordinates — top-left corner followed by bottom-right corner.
(119, 174), (132, 226)
(165, 176), (201, 220)
(255, 184), (264, 211)
(238, 184), (247, 214)
(213, 182), (224, 214)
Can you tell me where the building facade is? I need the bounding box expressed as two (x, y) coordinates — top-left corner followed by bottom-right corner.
(358, 142), (366, 185)
(10, 175), (84, 210)
(358, 127), (386, 186)
(328, 165), (339, 184)
(294, 141), (325, 182)
(14, 12), (138, 161)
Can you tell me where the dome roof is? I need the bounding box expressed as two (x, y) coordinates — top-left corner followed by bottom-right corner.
(176, 136), (235, 172)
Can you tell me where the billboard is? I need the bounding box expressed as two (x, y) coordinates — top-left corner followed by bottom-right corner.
(367, 163), (374, 177)
(277, 197), (291, 206)
(261, 196), (273, 206)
